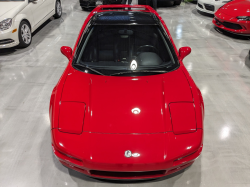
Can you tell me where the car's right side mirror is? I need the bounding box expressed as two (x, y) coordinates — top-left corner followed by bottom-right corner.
(61, 46), (73, 61)
(179, 47), (191, 61)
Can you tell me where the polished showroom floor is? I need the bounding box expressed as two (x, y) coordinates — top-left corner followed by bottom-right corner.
(1, 0), (250, 186)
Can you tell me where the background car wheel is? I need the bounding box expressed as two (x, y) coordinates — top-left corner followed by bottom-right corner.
(81, 7), (89, 11)
(54, 0), (62, 18)
(138, 0), (146, 5)
(18, 21), (32, 48)
(174, 0), (182, 5)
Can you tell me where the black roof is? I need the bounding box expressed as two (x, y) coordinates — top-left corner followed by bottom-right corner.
(92, 11), (159, 25)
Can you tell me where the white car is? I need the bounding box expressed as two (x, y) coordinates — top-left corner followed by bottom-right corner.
(196, 0), (231, 14)
(0, 0), (62, 49)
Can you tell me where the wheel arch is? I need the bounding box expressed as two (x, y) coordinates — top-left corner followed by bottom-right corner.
(21, 19), (31, 30)
(14, 14), (33, 33)
(20, 19), (33, 34)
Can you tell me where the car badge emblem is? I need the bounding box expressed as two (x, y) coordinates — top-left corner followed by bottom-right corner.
(131, 108), (140, 114)
(125, 150), (140, 158)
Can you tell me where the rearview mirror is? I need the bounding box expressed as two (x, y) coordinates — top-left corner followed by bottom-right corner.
(179, 47), (191, 61)
(61, 46), (73, 61)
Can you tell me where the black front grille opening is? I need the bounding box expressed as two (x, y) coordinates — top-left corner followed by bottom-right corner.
(204, 4), (214, 11)
(0, 39), (14, 45)
(198, 3), (203, 9)
(167, 162), (191, 174)
(222, 22), (242, 30)
(215, 18), (221, 25)
(90, 170), (166, 178)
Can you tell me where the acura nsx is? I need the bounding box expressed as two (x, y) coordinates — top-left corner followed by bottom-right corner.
(50, 5), (204, 180)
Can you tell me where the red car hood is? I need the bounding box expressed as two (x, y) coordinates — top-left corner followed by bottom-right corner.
(219, 0), (250, 17)
(61, 67), (193, 134)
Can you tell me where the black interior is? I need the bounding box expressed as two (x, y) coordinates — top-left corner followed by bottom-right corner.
(81, 25), (172, 69)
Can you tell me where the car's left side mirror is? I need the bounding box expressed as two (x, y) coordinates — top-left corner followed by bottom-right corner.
(179, 47), (191, 61)
(61, 46), (73, 61)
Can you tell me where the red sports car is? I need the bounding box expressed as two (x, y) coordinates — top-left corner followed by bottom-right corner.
(50, 5), (204, 180)
(213, 0), (250, 36)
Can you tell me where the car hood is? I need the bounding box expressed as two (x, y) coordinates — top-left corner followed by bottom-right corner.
(219, 0), (250, 17)
(61, 67), (193, 134)
(0, 1), (27, 21)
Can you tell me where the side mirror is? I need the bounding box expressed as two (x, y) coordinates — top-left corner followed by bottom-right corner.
(179, 47), (191, 61)
(29, 0), (37, 3)
(61, 46), (73, 61)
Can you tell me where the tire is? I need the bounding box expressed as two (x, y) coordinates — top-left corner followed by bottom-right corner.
(82, 7), (89, 11)
(18, 21), (32, 48)
(54, 0), (62, 19)
(138, 0), (146, 5)
(174, 0), (182, 5)
(169, 1), (175, 6)
(152, 0), (157, 9)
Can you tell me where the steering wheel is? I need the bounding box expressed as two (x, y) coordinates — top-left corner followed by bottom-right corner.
(136, 45), (159, 55)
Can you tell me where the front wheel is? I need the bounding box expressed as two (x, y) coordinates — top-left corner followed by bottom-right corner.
(54, 0), (62, 18)
(174, 0), (182, 5)
(18, 21), (32, 48)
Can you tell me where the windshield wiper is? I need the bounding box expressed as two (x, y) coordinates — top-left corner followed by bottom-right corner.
(110, 70), (168, 76)
(73, 64), (104, 76)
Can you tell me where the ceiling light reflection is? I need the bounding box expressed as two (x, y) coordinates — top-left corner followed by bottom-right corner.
(186, 63), (192, 71)
(59, 143), (64, 147)
(176, 24), (183, 39)
(187, 146), (192, 150)
(221, 126), (230, 139)
(201, 87), (208, 95)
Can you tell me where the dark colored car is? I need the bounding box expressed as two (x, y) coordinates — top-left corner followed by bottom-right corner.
(138, 0), (182, 7)
(80, 0), (122, 9)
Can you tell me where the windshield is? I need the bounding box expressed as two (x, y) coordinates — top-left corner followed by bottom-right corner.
(74, 23), (179, 76)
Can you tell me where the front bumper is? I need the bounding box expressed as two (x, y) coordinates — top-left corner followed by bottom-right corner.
(60, 159), (196, 179)
(0, 28), (19, 49)
(52, 129), (203, 179)
(196, 0), (226, 14)
(213, 13), (250, 35)
(56, 147), (201, 179)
